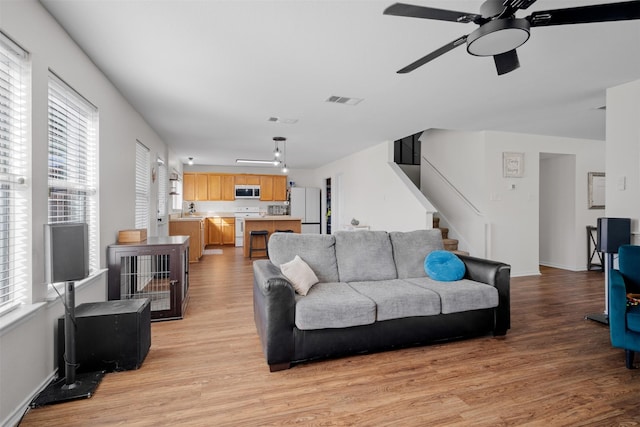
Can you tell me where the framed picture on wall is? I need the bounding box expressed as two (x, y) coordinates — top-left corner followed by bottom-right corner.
(588, 172), (605, 209)
(503, 152), (524, 178)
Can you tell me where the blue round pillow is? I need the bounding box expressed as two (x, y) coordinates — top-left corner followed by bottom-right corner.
(425, 250), (465, 282)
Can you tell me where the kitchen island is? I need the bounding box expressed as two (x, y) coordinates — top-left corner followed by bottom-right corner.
(243, 216), (302, 258)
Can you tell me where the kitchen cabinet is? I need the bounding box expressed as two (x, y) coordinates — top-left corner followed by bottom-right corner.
(208, 174), (222, 200)
(222, 175), (235, 200)
(208, 174), (235, 201)
(259, 175), (274, 201)
(243, 217), (301, 257)
(169, 219), (204, 262)
(259, 175), (287, 201)
(206, 218), (222, 245)
(183, 173), (195, 201)
(273, 175), (287, 201)
(235, 175), (260, 185)
(184, 172), (284, 201)
(183, 173), (208, 201)
(206, 217), (235, 245)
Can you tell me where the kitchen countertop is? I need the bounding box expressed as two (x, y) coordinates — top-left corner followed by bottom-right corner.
(245, 216), (301, 221)
(170, 212), (236, 221)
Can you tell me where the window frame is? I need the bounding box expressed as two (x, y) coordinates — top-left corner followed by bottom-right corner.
(0, 32), (30, 315)
(47, 71), (99, 280)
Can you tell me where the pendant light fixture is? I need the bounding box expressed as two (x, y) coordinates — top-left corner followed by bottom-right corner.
(279, 138), (288, 174)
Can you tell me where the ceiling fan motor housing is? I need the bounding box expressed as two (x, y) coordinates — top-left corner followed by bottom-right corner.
(467, 18), (531, 56)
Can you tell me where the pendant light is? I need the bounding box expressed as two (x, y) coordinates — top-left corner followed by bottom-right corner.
(280, 138), (288, 174)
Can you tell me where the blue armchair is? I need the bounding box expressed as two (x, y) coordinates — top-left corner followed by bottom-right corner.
(609, 245), (640, 369)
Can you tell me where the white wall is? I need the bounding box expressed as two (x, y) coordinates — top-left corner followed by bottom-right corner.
(421, 129), (605, 276)
(313, 141), (436, 233)
(605, 79), (640, 244)
(539, 154), (578, 270)
(0, 2), (172, 425)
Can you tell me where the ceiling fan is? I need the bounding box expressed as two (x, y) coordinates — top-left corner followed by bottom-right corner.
(384, 0), (640, 75)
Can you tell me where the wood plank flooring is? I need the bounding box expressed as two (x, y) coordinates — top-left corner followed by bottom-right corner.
(20, 249), (640, 426)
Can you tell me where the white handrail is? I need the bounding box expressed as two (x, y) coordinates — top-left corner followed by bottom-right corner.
(422, 155), (483, 216)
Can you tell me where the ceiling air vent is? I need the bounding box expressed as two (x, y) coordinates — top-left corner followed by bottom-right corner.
(326, 95), (364, 106)
(268, 117), (298, 124)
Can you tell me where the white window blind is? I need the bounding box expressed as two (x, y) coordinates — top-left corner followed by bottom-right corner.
(135, 140), (150, 230)
(0, 33), (29, 315)
(48, 72), (98, 276)
(157, 157), (167, 220)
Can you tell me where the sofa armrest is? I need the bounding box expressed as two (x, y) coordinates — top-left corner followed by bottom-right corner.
(253, 260), (297, 370)
(457, 254), (511, 335)
(609, 269), (628, 348)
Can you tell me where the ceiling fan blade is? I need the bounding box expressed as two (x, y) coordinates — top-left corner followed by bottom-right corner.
(493, 50), (520, 75)
(528, 1), (640, 27)
(384, 3), (483, 24)
(505, 0), (538, 11)
(397, 36), (467, 74)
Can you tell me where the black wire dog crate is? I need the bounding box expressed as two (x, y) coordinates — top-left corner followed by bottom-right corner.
(108, 236), (189, 321)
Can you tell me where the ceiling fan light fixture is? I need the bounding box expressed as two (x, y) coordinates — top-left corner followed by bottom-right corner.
(467, 18), (530, 56)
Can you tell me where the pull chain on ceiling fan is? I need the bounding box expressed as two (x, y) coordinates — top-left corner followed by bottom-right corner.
(384, 0), (640, 75)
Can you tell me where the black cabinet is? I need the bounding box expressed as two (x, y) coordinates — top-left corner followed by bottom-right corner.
(108, 236), (189, 321)
(58, 299), (151, 374)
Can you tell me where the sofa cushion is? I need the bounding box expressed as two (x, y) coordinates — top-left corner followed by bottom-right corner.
(348, 279), (441, 321)
(334, 231), (397, 282)
(268, 233), (339, 283)
(390, 229), (445, 279)
(294, 282), (376, 330)
(405, 277), (499, 314)
(425, 250), (466, 282)
(280, 255), (319, 296)
(627, 305), (640, 333)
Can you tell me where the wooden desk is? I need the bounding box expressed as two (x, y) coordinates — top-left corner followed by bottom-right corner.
(243, 216), (301, 257)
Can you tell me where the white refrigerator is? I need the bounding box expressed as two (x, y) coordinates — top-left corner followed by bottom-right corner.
(290, 187), (321, 234)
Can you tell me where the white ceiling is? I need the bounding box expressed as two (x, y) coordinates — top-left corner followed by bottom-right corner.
(40, 0), (640, 169)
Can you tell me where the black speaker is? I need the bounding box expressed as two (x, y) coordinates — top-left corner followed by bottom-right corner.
(58, 299), (151, 374)
(597, 217), (631, 253)
(44, 223), (89, 283)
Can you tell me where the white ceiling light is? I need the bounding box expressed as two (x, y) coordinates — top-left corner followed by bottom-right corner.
(466, 18), (530, 57)
(187, 157), (194, 165)
(236, 159), (278, 165)
(235, 136), (288, 167)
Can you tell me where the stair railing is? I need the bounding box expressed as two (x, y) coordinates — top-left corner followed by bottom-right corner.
(422, 156), (482, 217)
(422, 155), (492, 257)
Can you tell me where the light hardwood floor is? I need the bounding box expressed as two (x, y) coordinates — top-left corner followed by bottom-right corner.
(20, 248), (640, 426)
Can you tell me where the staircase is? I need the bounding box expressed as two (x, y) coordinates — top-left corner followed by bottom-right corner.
(433, 217), (468, 255)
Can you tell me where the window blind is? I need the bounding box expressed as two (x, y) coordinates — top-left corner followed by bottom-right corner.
(135, 140), (150, 230)
(48, 72), (98, 276)
(0, 33), (29, 315)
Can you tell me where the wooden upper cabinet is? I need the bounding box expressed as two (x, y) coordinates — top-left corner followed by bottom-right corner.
(185, 172), (284, 201)
(183, 173), (209, 201)
(259, 175), (274, 201)
(195, 174), (208, 201)
(183, 173), (196, 201)
(273, 176), (287, 201)
(208, 175), (222, 200)
(222, 175), (235, 200)
(235, 175), (260, 185)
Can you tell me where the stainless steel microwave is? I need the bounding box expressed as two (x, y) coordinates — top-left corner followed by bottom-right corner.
(235, 185), (260, 199)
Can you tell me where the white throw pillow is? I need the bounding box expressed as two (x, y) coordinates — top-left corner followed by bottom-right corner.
(280, 255), (319, 296)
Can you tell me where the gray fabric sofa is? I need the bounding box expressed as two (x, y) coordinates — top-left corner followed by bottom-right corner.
(253, 229), (511, 371)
